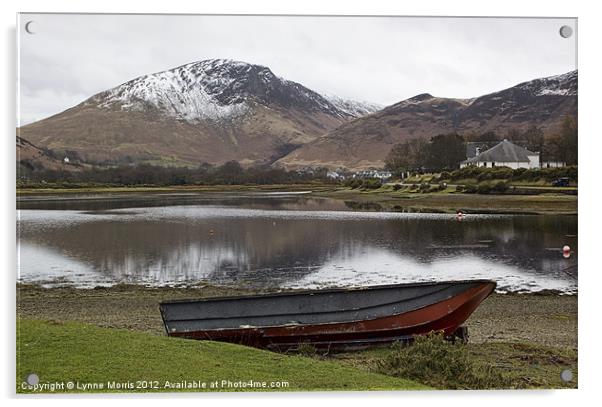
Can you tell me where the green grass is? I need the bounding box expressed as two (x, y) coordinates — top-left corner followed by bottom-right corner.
(16, 183), (330, 195)
(16, 319), (428, 393)
(330, 336), (577, 390)
(373, 333), (513, 389)
(316, 187), (577, 215)
(15, 183), (577, 214)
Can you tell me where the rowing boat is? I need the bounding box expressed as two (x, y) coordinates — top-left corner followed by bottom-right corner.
(159, 279), (495, 350)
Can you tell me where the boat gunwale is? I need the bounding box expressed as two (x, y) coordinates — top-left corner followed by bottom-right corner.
(162, 284), (455, 323)
(159, 279), (496, 306)
(165, 281), (496, 334)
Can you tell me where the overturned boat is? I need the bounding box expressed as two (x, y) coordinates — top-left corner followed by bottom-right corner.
(159, 279), (495, 350)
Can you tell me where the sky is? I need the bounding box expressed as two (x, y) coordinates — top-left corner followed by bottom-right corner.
(18, 14), (577, 125)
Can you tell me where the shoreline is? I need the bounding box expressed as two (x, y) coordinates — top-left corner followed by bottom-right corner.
(16, 184), (578, 215)
(17, 283), (577, 348)
(16, 283), (578, 389)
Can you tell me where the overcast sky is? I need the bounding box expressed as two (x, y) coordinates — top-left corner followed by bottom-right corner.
(18, 14), (576, 125)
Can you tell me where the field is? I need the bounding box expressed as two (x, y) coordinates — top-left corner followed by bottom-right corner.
(17, 319), (427, 393)
(17, 284), (577, 391)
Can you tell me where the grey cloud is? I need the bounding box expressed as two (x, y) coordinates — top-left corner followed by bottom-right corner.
(18, 14), (576, 125)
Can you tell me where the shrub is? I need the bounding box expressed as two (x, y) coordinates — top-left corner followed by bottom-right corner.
(374, 332), (514, 389)
(512, 167), (527, 178)
(392, 184), (403, 191)
(419, 183), (430, 192)
(463, 184), (478, 194)
(477, 183), (492, 194)
(362, 179), (382, 190)
(345, 179), (362, 189)
(476, 171), (493, 181)
(491, 181), (509, 193)
(296, 342), (317, 357)
(448, 166), (578, 184)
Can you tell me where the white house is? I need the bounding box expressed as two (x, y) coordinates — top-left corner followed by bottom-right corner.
(326, 170), (345, 180)
(460, 139), (540, 169)
(352, 170), (392, 180)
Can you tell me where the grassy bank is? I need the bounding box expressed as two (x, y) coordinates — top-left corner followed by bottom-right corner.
(15, 183), (328, 196)
(315, 186), (577, 215)
(16, 284), (578, 347)
(331, 336), (577, 389)
(17, 319), (427, 393)
(17, 183), (577, 215)
(17, 284), (578, 390)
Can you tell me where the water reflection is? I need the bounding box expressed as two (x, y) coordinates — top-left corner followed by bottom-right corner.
(17, 201), (578, 293)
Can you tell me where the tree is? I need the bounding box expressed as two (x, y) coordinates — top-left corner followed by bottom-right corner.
(385, 138), (428, 174)
(522, 125), (544, 155)
(215, 161), (244, 184)
(426, 133), (466, 170)
(476, 131), (498, 142)
(505, 128), (522, 142)
(545, 115), (577, 164)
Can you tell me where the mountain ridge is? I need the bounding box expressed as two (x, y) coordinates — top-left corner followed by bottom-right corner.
(19, 59), (379, 167)
(276, 70), (577, 170)
(18, 62), (576, 171)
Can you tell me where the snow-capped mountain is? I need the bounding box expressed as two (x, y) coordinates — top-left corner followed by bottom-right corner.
(514, 70), (577, 97)
(278, 70), (578, 170)
(18, 63), (576, 171)
(90, 59), (374, 123)
(20, 59), (379, 167)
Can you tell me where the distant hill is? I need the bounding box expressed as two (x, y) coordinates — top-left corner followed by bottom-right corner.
(16, 136), (77, 173)
(276, 71), (577, 170)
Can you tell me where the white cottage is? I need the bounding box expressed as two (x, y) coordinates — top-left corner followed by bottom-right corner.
(460, 139), (539, 169)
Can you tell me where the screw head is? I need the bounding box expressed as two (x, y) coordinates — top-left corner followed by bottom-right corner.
(26, 373), (39, 385)
(559, 25), (573, 39)
(560, 369), (573, 382)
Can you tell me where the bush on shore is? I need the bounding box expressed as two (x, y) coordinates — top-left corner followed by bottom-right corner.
(439, 166), (577, 183)
(374, 332), (515, 389)
(345, 178), (383, 190)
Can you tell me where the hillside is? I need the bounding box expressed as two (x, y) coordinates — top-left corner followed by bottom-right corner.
(18, 59), (380, 168)
(277, 71), (577, 170)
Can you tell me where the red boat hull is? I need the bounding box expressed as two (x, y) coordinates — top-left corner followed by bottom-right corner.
(164, 281), (495, 350)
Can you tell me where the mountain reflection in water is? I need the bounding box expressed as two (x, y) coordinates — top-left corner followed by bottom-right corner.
(17, 196), (577, 293)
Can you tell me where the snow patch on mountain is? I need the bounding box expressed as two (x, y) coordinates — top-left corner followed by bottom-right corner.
(93, 59), (254, 122)
(517, 70), (577, 97)
(325, 94), (383, 117)
(89, 59), (383, 123)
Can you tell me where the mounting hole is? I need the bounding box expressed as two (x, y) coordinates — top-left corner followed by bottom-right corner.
(25, 20), (36, 35)
(560, 369), (573, 382)
(559, 25), (573, 39)
(26, 373), (39, 385)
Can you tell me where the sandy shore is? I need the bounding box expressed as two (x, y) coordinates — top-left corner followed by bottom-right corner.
(16, 283), (577, 349)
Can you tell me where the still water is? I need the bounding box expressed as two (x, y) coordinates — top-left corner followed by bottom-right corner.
(17, 193), (578, 293)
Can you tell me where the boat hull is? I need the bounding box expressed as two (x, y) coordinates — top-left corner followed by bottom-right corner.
(160, 280), (496, 350)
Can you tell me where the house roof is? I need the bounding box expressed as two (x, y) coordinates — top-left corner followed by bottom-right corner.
(462, 139), (537, 164)
(465, 141), (497, 159)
